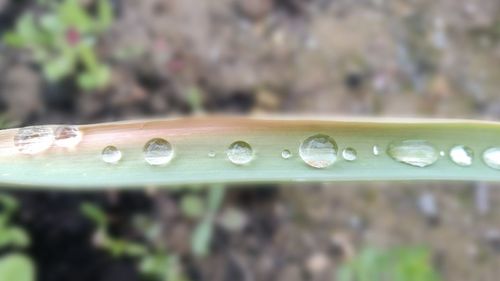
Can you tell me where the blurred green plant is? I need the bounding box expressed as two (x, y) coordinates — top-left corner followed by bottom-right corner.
(0, 194), (35, 281)
(3, 0), (113, 90)
(180, 186), (225, 257)
(336, 246), (442, 281)
(81, 202), (189, 281)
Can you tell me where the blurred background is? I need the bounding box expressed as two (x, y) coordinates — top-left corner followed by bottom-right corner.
(0, 0), (500, 280)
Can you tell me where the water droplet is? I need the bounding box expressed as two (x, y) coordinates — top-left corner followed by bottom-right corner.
(14, 126), (55, 155)
(387, 140), (438, 167)
(342, 147), (357, 161)
(54, 125), (82, 148)
(102, 146), (122, 164)
(299, 134), (338, 168)
(281, 149), (292, 159)
(440, 151), (445, 157)
(449, 145), (474, 167)
(482, 147), (500, 170)
(208, 151), (216, 158)
(372, 145), (380, 156)
(143, 138), (174, 166)
(227, 141), (253, 165)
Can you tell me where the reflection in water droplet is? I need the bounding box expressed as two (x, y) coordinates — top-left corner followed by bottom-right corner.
(440, 151), (445, 157)
(299, 134), (338, 168)
(144, 138), (174, 166)
(342, 147), (357, 161)
(281, 149), (292, 159)
(387, 140), (438, 167)
(208, 151), (216, 158)
(227, 141), (253, 165)
(102, 146), (122, 164)
(54, 125), (82, 148)
(449, 145), (474, 166)
(14, 126), (55, 155)
(483, 147), (500, 170)
(372, 145), (380, 156)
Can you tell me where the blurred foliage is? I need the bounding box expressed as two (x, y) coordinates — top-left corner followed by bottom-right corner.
(336, 246), (442, 281)
(81, 202), (189, 281)
(0, 254), (35, 281)
(0, 194), (35, 281)
(3, 0), (113, 90)
(185, 186), (225, 258)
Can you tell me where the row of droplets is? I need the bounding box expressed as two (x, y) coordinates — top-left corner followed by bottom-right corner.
(12, 126), (500, 170)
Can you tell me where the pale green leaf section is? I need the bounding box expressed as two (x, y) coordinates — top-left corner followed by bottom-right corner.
(0, 116), (500, 189)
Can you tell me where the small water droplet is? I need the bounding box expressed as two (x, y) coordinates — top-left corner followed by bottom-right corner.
(227, 141), (253, 165)
(208, 151), (216, 158)
(482, 147), (500, 170)
(102, 146), (122, 164)
(387, 140), (438, 167)
(299, 134), (338, 168)
(449, 145), (474, 166)
(440, 151), (445, 157)
(372, 145), (380, 156)
(342, 147), (357, 161)
(281, 149), (292, 159)
(54, 125), (82, 148)
(14, 126), (55, 155)
(143, 138), (174, 166)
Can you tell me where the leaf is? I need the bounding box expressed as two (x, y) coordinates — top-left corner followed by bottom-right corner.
(180, 195), (205, 219)
(0, 227), (30, 249)
(1, 117), (500, 188)
(207, 186), (225, 212)
(0, 254), (35, 281)
(58, 0), (93, 32)
(96, 0), (113, 31)
(80, 203), (107, 228)
(190, 219), (213, 258)
(42, 52), (76, 81)
(77, 65), (110, 90)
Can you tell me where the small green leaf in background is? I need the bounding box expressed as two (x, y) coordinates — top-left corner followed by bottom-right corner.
(190, 186), (225, 258)
(81, 202), (107, 228)
(190, 219), (213, 258)
(180, 195), (205, 219)
(337, 246), (442, 281)
(0, 254), (35, 281)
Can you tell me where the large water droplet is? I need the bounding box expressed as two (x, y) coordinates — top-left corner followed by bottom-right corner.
(449, 145), (474, 167)
(227, 141), (254, 165)
(54, 125), (82, 148)
(102, 146), (122, 164)
(483, 147), (500, 170)
(143, 138), (174, 166)
(342, 147), (357, 161)
(387, 140), (438, 167)
(299, 134), (338, 168)
(14, 126), (55, 155)
(281, 149), (292, 159)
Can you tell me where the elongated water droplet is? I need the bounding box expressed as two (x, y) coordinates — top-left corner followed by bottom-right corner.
(102, 146), (122, 164)
(342, 147), (357, 161)
(144, 138), (174, 166)
(281, 149), (292, 159)
(14, 126), (55, 155)
(449, 145), (474, 166)
(227, 141), (253, 165)
(54, 125), (82, 148)
(208, 151), (216, 158)
(299, 134), (338, 168)
(483, 147), (500, 170)
(387, 140), (438, 167)
(372, 145), (380, 156)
